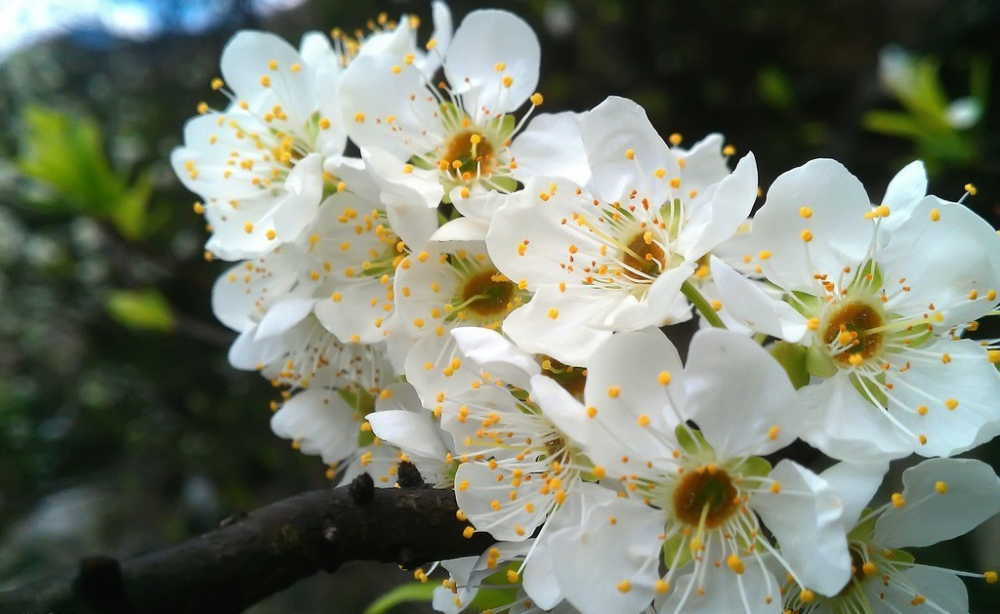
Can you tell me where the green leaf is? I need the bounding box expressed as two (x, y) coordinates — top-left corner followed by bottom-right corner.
(770, 341), (811, 389)
(757, 66), (797, 112)
(362, 582), (437, 614)
(862, 111), (924, 138)
(112, 171), (154, 241)
(105, 288), (175, 333)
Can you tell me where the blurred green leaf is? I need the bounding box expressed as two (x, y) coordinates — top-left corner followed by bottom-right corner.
(105, 288), (175, 333)
(16, 106), (154, 239)
(362, 582), (436, 614)
(757, 66), (796, 113)
(862, 111), (924, 138)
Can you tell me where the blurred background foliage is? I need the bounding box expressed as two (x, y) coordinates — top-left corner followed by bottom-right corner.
(1, 1), (999, 612)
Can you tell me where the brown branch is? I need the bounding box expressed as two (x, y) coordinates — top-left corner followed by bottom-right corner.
(0, 474), (494, 614)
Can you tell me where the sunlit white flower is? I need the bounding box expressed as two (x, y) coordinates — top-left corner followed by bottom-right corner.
(486, 96), (757, 364)
(339, 9), (588, 239)
(780, 457), (1000, 614)
(712, 159), (1000, 460)
(173, 30), (344, 260)
(531, 328), (848, 614)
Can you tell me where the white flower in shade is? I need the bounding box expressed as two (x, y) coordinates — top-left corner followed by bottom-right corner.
(486, 96), (758, 365)
(779, 458), (1000, 614)
(227, 297), (393, 392)
(712, 159), (1000, 461)
(365, 381), (456, 488)
(338, 9), (588, 239)
(529, 328), (848, 614)
(270, 382), (416, 485)
(173, 30), (345, 260)
(329, 2), (453, 77)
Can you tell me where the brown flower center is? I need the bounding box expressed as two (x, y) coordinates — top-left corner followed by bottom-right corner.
(673, 466), (740, 528)
(444, 131), (496, 176)
(822, 301), (884, 364)
(462, 270), (516, 317)
(621, 233), (666, 281)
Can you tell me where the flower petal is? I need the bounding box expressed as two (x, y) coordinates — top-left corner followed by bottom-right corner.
(873, 457), (1000, 548)
(710, 256), (808, 342)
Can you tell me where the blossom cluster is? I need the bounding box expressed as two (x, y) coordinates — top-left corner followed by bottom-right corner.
(172, 6), (1000, 614)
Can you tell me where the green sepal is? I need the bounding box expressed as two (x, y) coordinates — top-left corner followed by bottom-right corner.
(806, 341), (839, 378)
(662, 530), (695, 572)
(770, 341), (811, 389)
(738, 455), (772, 480)
(675, 425), (712, 458)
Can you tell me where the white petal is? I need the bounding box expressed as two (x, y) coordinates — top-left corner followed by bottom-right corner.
(880, 160), (926, 213)
(445, 10), (540, 114)
(451, 326), (541, 388)
(270, 388), (360, 464)
(676, 152), (758, 261)
(548, 493), (664, 614)
(510, 111), (590, 185)
(799, 374), (913, 462)
(430, 216), (490, 245)
(366, 409), (448, 465)
(753, 159), (874, 293)
(820, 460), (889, 530)
(683, 328), (800, 458)
(221, 31), (315, 123)
(864, 566), (968, 614)
(710, 256), (808, 342)
(314, 279), (390, 345)
(873, 457), (1000, 548)
(582, 96), (679, 207)
(660, 545), (781, 614)
(254, 297), (317, 340)
(272, 153), (324, 242)
(752, 460), (850, 596)
(501, 286), (620, 367)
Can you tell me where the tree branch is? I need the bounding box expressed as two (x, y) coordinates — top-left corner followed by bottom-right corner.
(1, 474), (493, 614)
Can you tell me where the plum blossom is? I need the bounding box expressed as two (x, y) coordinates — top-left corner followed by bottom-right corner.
(487, 96), (758, 364)
(712, 159), (1000, 460)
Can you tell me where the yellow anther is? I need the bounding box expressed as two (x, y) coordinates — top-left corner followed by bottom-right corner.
(502, 75), (514, 88)
(617, 580), (632, 593)
(243, 222), (254, 234)
(722, 144), (736, 156)
(354, 112), (366, 123)
(654, 168), (666, 179)
(456, 509), (467, 521)
(727, 554), (745, 574)
(919, 434), (928, 445)
(548, 308), (559, 319)
(935, 481), (948, 494)
(918, 405), (929, 416)
(530, 92), (544, 106)
(669, 178), (681, 189)
(799, 206), (812, 219)
(711, 300), (722, 311)
(985, 571), (997, 584)
(989, 350), (1000, 364)
(587, 406), (598, 418)
(807, 317), (820, 331)
(625, 149), (635, 160)
(965, 183), (977, 196)
(767, 425), (780, 440)
(770, 482), (781, 494)
(607, 385), (620, 398)
(637, 414), (651, 427)
(592, 465), (606, 479)
(656, 579), (670, 594)
(930, 209), (941, 222)
(260, 75), (271, 87)
(197, 102), (209, 114)
(862, 561), (878, 575)
(290, 63), (301, 73)
(945, 398), (959, 410)
(759, 250), (772, 260)
(668, 133), (683, 146)
(319, 117), (332, 130)
(800, 590), (815, 604)
(658, 371), (672, 385)
(506, 570), (519, 583)
(391, 65), (402, 74)
(462, 526), (475, 539)
(494, 62), (507, 72)
(461, 187), (471, 199)
(891, 493), (905, 507)
(800, 229), (813, 242)
(211, 78), (224, 90)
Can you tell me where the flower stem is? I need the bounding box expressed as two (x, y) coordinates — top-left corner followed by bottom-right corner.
(681, 280), (727, 329)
